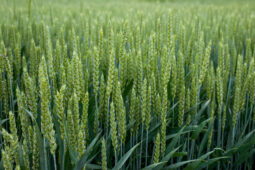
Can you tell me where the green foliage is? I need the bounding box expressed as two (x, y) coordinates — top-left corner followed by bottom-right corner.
(0, 0), (255, 169)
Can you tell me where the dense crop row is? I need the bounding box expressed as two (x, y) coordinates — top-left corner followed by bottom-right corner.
(0, 0), (255, 169)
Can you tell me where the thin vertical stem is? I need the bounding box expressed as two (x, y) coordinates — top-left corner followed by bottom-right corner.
(217, 108), (221, 170)
(145, 130), (148, 166)
(8, 77), (14, 113)
(115, 150), (118, 166)
(221, 129), (224, 148)
(217, 113), (221, 146)
(136, 134), (139, 170)
(106, 98), (110, 136)
(0, 101), (2, 144)
(140, 124), (144, 169)
(187, 132), (190, 155)
(133, 135), (135, 170)
(95, 95), (99, 133)
(130, 135), (132, 150)
(53, 153), (57, 170)
(44, 137), (48, 170)
(61, 140), (65, 170)
(121, 142), (123, 158)
(120, 142), (123, 170)
(232, 127), (235, 146)
(130, 135), (133, 169)
(172, 101), (175, 128)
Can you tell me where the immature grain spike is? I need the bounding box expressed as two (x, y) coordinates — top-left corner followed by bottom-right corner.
(71, 28), (77, 54)
(161, 87), (167, 122)
(28, 125), (33, 149)
(99, 75), (106, 123)
(39, 56), (56, 155)
(108, 23), (113, 55)
(32, 127), (39, 170)
(233, 55), (243, 128)
(116, 82), (126, 144)
(77, 129), (85, 158)
(81, 92), (89, 142)
(16, 88), (29, 139)
(146, 85), (151, 130)
(216, 67), (223, 114)
(105, 49), (115, 98)
(185, 88), (191, 125)
(161, 117), (166, 155)
(7, 112), (20, 165)
(15, 33), (21, 77)
(2, 129), (17, 165)
(218, 43), (224, 76)
(141, 79), (147, 125)
(162, 60), (171, 90)
(84, 69), (89, 93)
(72, 51), (81, 99)
(2, 79), (9, 115)
(112, 68), (119, 107)
(176, 52), (185, 127)
(130, 88), (136, 135)
(151, 73), (157, 115)
(101, 138), (107, 170)
(78, 56), (84, 98)
(149, 34), (155, 77)
(205, 64), (213, 101)
(160, 87), (167, 154)
(3, 54), (13, 95)
(222, 105), (227, 133)
(197, 32), (205, 70)
(156, 93), (161, 119)
(120, 51), (127, 90)
(99, 28), (104, 62)
(240, 74), (250, 111)
(224, 44), (230, 98)
(45, 27), (55, 86)
(2, 149), (13, 170)
(178, 83), (185, 127)
(22, 138), (30, 170)
(55, 85), (66, 140)
(186, 27), (194, 66)
(190, 64), (198, 117)
(245, 38), (251, 64)
(72, 92), (80, 143)
(126, 52), (133, 83)
(171, 51), (177, 101)
(110, 102), (118, 152)
(55, 40), (61, 74)
(208, 92), (215, 149)
(66, 59), (74, 99)
(23, 66), (37, 118)
(178, 24), (185, 53)
(199, 41), (211, 85)
(103, 50), (115, 128)
(67, 108), (76, 149)
(137, 50), (143, 97)
(119, 32), (125, 62)
(134, 97), (141, 133)
(93, 47), (100, 97)
(249, 71), (255, 105)
(153, 132), (161, 163)
(9, 111), (18, 141)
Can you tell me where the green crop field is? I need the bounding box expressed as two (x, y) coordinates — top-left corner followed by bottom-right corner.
(0, 0), (255, 169)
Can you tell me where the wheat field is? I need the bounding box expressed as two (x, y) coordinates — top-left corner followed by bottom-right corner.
(0, 0), (255, 169)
